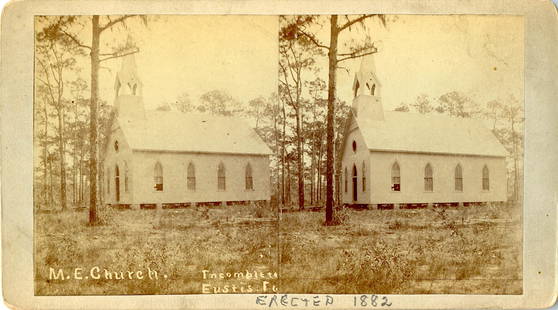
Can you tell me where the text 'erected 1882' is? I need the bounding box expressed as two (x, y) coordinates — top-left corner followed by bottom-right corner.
(255, 294), (393, 308)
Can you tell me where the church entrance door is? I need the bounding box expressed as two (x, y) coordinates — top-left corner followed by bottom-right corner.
(115, 165), (120, 202)
(352, 165), (358, 202)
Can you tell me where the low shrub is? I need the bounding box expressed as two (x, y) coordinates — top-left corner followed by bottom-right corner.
(334, 240), (415, 294)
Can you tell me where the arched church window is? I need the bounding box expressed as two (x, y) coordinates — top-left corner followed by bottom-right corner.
(482, 165), (490, 191)
(371, 84), (376, 96)
(154, 162), (163, 191)
(132, 83), (137, 95)
(354, 80), (360, 98)
(114, 140), (119, 152)
(218, 162), (226, 191)
(187, 162), (196, 190)
(115, 79), (121, 97)
(455, 164), (463, 192)
(424, 163), (433, 192)
(245, 163), (254, 190)
(352, 140), (357, 152)
(352, 164), (358, 201)
(391, 162), (400, 191)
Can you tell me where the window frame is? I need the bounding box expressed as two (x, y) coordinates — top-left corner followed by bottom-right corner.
(482, 165), (490, 191)
(245, 163), (254, 190)
(187, 162), (196, 191)
(217, 162), (226, 191)
(424, 163), (433, 192)
(455, 164), (463, 192)
(154, 161), (163, 192)
(391, 162), (401, 192)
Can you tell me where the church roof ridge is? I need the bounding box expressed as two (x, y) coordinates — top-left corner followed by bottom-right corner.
(117, 111), (272, 155)
(354, 111), (508, 157)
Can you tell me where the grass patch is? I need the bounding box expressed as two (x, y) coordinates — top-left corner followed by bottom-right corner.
(35, 203), (521, 295)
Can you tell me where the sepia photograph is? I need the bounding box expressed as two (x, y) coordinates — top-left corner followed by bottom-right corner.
(32, 13), (525, 296)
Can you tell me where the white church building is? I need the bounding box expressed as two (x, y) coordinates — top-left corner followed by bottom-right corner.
(102, 54), (271, 209)
(341, 55), (508, 208)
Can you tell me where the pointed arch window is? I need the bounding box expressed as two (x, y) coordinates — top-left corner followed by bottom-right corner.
(455, 164), (463, 192)
(482, 165), (490, 191)
(187, 162), (196, 190)
(362, 162), (366, 192)
(354, 80), (360, 98)
(344, 167), (348, 193)
(218, 162), (226, 191)
(424, 163), (433, 192)
(391, 162), (400, 191)
(154, 162), (163, 191)
(352, 164), (358, 201)
(371, 84), (376, 96)
(245, 163), (254, 190)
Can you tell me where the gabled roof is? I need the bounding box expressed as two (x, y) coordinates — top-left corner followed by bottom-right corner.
(117, 111), (272, 155)
(351, 111), (508, 157)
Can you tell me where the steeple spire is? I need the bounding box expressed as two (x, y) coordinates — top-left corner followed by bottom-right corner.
(352, 53), (381, 98)
(113, 36), (145, 120)
(351, 52), (384, 121)
(114, 47), (142, 97)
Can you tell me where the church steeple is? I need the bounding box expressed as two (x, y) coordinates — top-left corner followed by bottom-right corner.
(115, 52), (142, 97)
(351, 53), (384, 121)
(114, 37), (145, 120)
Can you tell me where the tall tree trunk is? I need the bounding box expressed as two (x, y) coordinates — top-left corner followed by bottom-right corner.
(42, 101), (49, 209)
(286, 159), (291, 205)
(89, 15), (100, 224)
(310, 102), (317, 205)
(310, 140), (315, 206)
(325, 15), (338, 224)
(48, 156), (53, 207)
(72, 99), (79, 204)
(316, 141), (323, 204)
(79, 138), (85, 204)
(295, 106), (304, 210)
(273, 106), (281, 207)
(334, 121), (342, 206)
(281, 99), (286, 205)
(57, 110), (66, 209)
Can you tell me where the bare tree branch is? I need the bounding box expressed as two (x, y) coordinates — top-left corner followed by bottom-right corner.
(60, 29), (91, 50)
(337, 49), (377, 63)
(99, 48), (139, 63)
(297, 29), (330, 50)
(100, 15), (137, 33)
(336, 66), (350, 75)
(339, 14), (374, 31)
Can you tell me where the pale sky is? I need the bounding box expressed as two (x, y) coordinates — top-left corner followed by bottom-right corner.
(40, 15), (523, 111)
(95, 15), (278, 109)
(333, 15), (524, 110)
